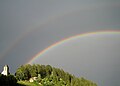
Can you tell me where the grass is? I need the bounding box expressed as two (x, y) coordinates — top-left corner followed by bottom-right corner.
(17, 81), (40, 86)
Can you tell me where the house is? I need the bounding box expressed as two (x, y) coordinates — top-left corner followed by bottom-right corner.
(29, 77), (38, 82)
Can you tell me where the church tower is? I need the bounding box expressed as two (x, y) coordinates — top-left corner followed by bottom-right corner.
(1, 65), (10, 76)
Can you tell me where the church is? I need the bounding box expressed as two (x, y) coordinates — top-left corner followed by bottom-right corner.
(1, 65), (10, 76)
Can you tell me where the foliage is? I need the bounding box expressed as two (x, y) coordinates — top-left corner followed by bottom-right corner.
(18, 81), (39, 86)
(0, 73), (17, 86)
(15, 64), (97, 86)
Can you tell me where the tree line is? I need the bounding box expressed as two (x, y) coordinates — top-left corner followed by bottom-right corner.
(15, 64), (97, 86)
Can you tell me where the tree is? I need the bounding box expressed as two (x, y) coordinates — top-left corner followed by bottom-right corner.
(30, 64), (38, 77)
(15, 65), (25, 80)
(0, 74), (17, 86)
(45, 65), (52, 77)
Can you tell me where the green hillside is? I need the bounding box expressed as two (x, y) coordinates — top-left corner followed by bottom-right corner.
(15, 64), (97, 86)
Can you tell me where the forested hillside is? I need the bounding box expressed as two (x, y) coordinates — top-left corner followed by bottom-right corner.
(15, 64), (97, 86)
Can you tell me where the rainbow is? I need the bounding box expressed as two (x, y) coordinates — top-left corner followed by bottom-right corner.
(0, 7), (94, 60)
(27, 30), (120, 64)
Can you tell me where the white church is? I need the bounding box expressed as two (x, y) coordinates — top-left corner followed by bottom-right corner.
(1, 65), (10, 76)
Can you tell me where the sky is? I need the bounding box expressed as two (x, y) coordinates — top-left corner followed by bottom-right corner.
(0, 0), (120, 86)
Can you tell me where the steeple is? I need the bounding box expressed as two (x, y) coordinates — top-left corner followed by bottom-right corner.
(1, 65), (10, 76)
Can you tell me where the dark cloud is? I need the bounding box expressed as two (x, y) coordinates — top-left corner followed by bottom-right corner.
(0, 0), (120, 86)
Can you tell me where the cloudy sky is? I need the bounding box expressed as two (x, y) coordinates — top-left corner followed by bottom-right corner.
(0, 0), (120, 86)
